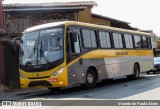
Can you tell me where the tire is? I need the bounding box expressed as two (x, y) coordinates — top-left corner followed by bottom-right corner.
(127, 64), (140, 80)
(48, 87), (61, 93)
(147, 71), (150, 74)
(156, 68), (160, 72)
(153, 70), (156, 74)
(84, 69), (97, 89)
(133, 64), (140, 79)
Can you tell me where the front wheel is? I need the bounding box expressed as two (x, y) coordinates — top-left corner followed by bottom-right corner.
(83, 69), (97, 89)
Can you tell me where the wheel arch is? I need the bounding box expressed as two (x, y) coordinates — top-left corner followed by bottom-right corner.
(134, 62), (140, 72)
(87, 66), (98, 81)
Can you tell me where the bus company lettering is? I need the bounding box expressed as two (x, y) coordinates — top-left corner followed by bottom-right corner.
(116, 51), (128, 56)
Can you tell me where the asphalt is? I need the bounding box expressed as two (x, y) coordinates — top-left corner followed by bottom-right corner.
(0, 72), (160, 101)
(1, 73), (160, 109)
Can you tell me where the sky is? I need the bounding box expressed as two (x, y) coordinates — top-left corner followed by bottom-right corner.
(2, 0), (160, 36)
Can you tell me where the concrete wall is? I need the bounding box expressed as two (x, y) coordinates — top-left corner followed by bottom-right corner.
(79, 7), (92, 23)
(79, 7), (111, 26)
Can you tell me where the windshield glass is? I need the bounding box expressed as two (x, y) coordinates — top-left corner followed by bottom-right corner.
(20, 28), (64, 66)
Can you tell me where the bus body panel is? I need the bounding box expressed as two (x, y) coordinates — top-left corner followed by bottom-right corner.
(66, 49), (153, 87)
(67, 58), (106, 86)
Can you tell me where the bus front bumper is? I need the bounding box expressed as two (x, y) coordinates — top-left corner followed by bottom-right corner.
(20, 76), (67, 88)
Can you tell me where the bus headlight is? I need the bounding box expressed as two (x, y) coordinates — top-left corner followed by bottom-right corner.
(19, 73), (26, 79)
(53, 68), (64, 76)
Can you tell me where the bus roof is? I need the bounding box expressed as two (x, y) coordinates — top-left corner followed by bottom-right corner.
(24, 21), (150, 36)
(24, 21), (65, 33)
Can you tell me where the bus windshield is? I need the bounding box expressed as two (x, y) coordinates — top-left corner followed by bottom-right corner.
(20, 28), (64, 66)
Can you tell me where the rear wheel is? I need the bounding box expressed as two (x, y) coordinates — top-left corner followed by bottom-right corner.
(83, 69), (97, 89)
(156, 68), (160, 73)
(127, 64), (140, 80)
(48, 87), (61, 93)
(147, 71), (150, 74)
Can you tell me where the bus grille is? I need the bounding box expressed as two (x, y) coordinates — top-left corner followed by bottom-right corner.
(28, 76), (50, 79)
(28, 80), (52, 87)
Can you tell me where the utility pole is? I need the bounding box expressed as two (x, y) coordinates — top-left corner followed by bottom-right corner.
(0, 0), (3, 29)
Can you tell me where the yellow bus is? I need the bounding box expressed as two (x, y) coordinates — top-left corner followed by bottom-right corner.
(19, 21), (154, 92)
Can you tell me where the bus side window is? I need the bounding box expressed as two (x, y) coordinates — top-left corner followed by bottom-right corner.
(124, 34), (133, 49)
(134, 35), (142, 49)
(146, 37), (152, 49)
(142, 36), (147, 49)
(112, 33), (123, 49)
(69, 32), (81, 54)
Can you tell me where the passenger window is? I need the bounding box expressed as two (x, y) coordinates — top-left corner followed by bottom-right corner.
(124, 34), (133, 49)
(134, 35), (142, 48)
(99, 31), (111, 48)
(90, 30), (97, 48)
(146, 37), (152, 49)
(142, 36), (147, 48)
(113, 33), (123, 48)
(69, 32), (81, 53)
(82, 29), (97, 48)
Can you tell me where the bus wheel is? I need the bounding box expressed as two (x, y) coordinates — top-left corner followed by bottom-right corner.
(48, 87), (61, 93)
(84, 69), (97, 89)
(147, 71), (150, 74)
(127, 64), (140, 80)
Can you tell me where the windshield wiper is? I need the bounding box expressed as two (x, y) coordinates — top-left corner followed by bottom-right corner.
(39, 41), (51, 67)
(29, 40), (37, 59)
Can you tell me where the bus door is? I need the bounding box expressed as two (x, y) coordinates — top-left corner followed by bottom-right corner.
(66, 29), (81, 64)
(66, 28), (85, 86)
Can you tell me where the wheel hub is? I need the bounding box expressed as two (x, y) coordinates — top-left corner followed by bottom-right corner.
(87, 74), (94, 84)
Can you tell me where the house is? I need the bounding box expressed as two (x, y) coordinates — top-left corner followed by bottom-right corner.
(2, 1), (134, 35)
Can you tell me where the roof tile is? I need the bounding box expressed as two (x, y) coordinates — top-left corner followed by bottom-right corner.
(3, 1), (97, 9)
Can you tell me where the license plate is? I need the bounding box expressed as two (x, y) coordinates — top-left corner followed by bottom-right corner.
(48, 78), (58, 82)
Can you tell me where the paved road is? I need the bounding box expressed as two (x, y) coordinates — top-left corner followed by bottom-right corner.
(1, 72), (160, 109)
